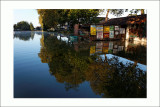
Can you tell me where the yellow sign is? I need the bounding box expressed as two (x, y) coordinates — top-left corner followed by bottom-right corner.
(104, 26), (110, 33)
(90, 25), (96, 35)
(96, 25), (103, 32)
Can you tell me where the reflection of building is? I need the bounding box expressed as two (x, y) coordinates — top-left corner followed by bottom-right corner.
(90, 41), (125, 55)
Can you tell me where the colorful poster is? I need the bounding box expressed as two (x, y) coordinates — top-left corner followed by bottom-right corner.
(96, 25), (103, 39)
(109, 31), (114, 38)
(103, 26), (110, 33)
(115, 26), (119, 30)
(97, 31), (103, 39)
(115, 31), (119, 35)
(96, 25), (103, 32)
(90, 25), (96, 35)
(103, 33), (109, 38)
(120, 28), (125, 34)
(110, 26), (114, 31)
(90, 46), (96, 55)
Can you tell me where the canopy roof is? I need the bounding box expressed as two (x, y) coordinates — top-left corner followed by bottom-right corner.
(100, 14), (147, 26)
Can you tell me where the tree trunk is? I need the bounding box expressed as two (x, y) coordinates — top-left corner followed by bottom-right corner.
(141, 9), (144, 15)
(105, 9), (110, 22)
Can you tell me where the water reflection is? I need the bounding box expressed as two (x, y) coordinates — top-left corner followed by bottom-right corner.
(14, 31), (35, 41)
(38, 32), (146, 98)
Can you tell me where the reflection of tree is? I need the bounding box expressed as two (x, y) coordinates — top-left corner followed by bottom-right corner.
(14, 31), (35, 41)
(117, 45), (146, 65)
(86, 56), (146, 98)
(38, 35), (90, 91)
(31, 32), (35, 40)
(38, 34), (146, 97)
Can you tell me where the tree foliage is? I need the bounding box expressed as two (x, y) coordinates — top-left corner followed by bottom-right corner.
(68, 9), (103, 25)
(37, 9), (59, 31)
(37, 9), (103, 30)
(14, 21), (30, 31)
(30, 22), (34, 31)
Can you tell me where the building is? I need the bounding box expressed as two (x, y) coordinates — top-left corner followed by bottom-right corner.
(90, 14), (147, 41)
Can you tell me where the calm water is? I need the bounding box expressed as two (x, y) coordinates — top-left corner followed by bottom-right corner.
(14, 31), (147, 98)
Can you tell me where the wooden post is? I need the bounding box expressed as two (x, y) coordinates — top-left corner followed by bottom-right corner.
(74, 24), (79, 36)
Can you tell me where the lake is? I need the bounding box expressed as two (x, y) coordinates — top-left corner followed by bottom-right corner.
(14, 31), (147, 98)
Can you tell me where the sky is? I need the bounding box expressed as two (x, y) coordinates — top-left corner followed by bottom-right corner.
(14, 9), (146, 27)
(14, 9), (40, 27)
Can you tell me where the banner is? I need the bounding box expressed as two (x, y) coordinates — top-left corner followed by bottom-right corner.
(103, 26), (110, 39)
(115, 31), (119, 35)
(103, 33), (109, 38)
(103, 26), (110, 33)
(115, 26), (119, 30)
(109, 31), (114, 38)
(96, 25), (103, 32)
(96, 25), (103, 39)
(90, 25), (96, 35)
(97, 32), (103, 39)
(110, 26), (114, 31)
(120, 28), (125, 34)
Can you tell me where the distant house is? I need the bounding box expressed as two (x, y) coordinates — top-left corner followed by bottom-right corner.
(35, 26), (42, 31)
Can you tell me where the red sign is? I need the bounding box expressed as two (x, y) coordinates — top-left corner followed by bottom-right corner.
(103, 33), (109, 38)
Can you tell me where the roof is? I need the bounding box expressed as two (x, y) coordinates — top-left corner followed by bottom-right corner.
(100, 14), (147, 26)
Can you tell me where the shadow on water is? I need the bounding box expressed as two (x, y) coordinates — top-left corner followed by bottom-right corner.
(38, 32), (146, 98)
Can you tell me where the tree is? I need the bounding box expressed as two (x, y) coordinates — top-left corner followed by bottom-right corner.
(30, 22), (34, 31)
(68, 9), (103, 25)
(105, 9), (146, 22)
(37, 9), (59, 31)
(15, 21), (30, 31)
(13, 24), (17, 31)
(37, 9), (103, 31)
(67, 9), (103, 35)
(105, 9), (127, 22)
(57, 9), (70, 28)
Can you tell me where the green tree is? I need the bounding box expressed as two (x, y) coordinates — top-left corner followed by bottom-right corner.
(37, 9), (103, 31)
(105, 9), (146, 22)
(30, 22), (34, 31)
(15, 21), (30, 31)
(68, 9), (103, 26)
(105, 9), (127, 22)
(13, 24), (17, 31)
(37, 9), (59, 31)
(57, 9), (70, 28)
